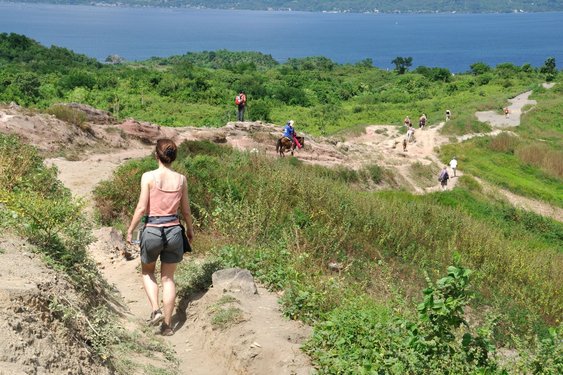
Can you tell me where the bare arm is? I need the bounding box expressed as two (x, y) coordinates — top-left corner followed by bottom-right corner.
(180, 175), (194, 242)
(126, 172), (151, 243)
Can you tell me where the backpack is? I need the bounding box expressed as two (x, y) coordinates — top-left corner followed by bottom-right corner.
(235, 95), (241, 105)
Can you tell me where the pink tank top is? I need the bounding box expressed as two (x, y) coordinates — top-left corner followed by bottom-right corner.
(146, 171), (183, 227)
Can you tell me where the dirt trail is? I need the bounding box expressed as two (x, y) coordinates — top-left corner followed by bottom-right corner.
(476, 178), (563, 222)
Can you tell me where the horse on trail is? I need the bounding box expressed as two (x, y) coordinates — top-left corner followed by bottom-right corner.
(276, 136), (304, 157)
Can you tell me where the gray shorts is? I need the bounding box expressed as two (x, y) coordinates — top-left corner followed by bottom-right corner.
(140, 225), (183, 264)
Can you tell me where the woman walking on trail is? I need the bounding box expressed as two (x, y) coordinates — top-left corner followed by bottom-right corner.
(438, 166), (450, 191)
(127, 139), (194, 336)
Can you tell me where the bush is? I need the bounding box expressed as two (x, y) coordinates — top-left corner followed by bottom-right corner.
(47, 104), (88, 127)
(305, 265), (499, 374)
(361, 163), (383, 184)
(248, 99), (271, 121)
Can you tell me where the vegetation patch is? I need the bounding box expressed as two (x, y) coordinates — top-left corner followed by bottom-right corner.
(209, 296), (244, 329)
(94, 139), (561, 374)
(441, 136), (563, 207)
(409, 161), (440, 188)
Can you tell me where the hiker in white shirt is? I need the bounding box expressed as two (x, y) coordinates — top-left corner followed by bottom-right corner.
(450, 157), (458, 177)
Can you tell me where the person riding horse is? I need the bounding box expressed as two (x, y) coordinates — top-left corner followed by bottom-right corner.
(276, 120), (304, 156)
(282, 120), (302, 149)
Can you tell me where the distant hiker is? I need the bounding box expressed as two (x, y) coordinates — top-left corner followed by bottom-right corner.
(449, 156), (458, 177)
(127, 139), (194, 336)
(445, 109), (451, 121)
(402, 138), (408, 152)
(504, 107), (510, 119)
(404, 116), (412, 127)
(235, 91), (247, 121)
(282, 120), (302, 149)
(419, 114), (427, 129)
(406, 124), (415, 143)
(438, 166), (450, 191)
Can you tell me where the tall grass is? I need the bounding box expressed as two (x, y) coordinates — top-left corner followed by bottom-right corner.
(488, 132), (520, 153)
(516, 142), (563, 179)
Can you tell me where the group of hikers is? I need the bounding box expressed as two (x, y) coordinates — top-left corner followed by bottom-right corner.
(402, 110), (452, 151)
(401, 111), (458, 190)
(439, 156), (458, 191)
(402, 113), (427, 151)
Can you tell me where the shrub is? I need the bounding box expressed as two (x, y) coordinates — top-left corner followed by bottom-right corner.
(361, 163), (383, 184)
(47, 104), (88, 128)
(248, 99), (271, 121)
(305, 265), (499, 374)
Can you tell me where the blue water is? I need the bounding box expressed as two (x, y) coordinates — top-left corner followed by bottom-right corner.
(1, 3), (562, 72)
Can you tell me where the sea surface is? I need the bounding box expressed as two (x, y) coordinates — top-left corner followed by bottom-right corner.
(1, 3), (562, 72)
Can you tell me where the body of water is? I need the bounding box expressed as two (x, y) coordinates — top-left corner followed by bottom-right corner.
(1, 3), (562, 72)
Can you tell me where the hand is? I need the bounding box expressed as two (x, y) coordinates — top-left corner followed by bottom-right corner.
(126, 232), (133, 244)
(187, 229), (194, 243)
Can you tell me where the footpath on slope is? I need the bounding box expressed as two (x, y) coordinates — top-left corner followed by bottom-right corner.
(473, 85), (563, 222)
(47, 147), (313, 375)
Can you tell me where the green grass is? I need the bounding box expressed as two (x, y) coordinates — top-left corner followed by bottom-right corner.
(519, 80), (563, 144)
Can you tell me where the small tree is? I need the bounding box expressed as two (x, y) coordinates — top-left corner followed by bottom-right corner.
(391, 56), (413, 74)
(540, 57), (557, 81)
(469, 62), (491, 75)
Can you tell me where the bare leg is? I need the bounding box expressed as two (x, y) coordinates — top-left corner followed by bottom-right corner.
(160, 262), (178, 326)
(141, 262), (160, 312)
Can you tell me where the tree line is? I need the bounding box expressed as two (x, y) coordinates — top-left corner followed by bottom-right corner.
(0, 33), (558, 134)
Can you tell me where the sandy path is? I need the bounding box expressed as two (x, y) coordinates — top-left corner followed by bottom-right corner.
(350, 122), (462, 193)
(46, 148), (152, 203)
(475, 90), (536, 128)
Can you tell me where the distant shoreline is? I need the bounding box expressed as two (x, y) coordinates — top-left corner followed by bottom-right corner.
(2, 1), (562, 15)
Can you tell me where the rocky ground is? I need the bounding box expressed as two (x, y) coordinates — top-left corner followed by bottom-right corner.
(0, 86), (559, 374)
(0, 236), (111, 375)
